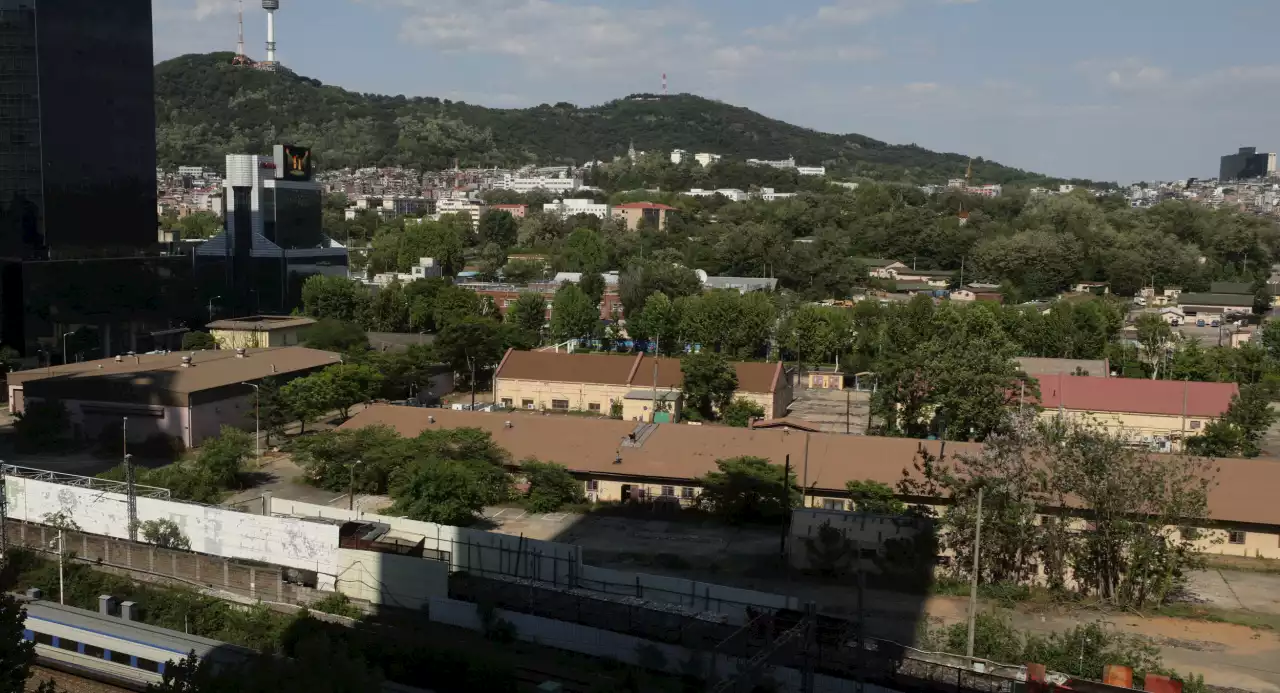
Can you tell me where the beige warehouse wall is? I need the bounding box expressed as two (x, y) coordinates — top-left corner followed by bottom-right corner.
(1038, 409), (1217, 451)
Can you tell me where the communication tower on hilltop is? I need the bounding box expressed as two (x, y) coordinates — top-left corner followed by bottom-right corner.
(262, 0), (280, 69)
(231, 0), (256, 66)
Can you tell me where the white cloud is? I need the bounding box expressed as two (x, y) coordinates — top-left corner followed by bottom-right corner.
(815, 0), (904, 25)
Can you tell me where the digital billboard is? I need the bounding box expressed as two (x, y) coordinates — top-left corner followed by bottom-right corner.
(273, 144), (313, 182)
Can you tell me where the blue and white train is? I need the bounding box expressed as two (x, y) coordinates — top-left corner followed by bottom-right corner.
(19, 597), (253, 688)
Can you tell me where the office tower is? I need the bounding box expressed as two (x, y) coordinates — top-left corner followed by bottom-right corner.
(0, 1), (209, 358)
(1220, 147), (1275, 182)
(0, 0), (158, 259)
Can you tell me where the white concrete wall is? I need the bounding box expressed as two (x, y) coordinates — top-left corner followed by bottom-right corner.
(270, 499), (580, 586)
(6, 477), (340, 588)
(272, 498), (799, 622)
(335, 548), (448, 610)
(428, 598), (872, 693)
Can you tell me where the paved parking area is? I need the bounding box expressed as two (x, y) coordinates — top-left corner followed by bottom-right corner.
(481, 507), (582, 540)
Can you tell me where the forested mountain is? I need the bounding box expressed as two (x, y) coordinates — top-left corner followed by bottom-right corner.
(155, 53), (1094, 186)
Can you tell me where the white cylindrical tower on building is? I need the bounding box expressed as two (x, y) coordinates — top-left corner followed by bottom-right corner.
(262, 0), (279, 64)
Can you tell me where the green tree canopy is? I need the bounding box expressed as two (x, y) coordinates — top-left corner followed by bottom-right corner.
(680, 351), (739, 420)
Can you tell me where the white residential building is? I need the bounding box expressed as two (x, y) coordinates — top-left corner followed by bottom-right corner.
(543, 198), (609, 219)
(670, 149), (689, 165)
(694, 152), (722, 167)
(370, 257), (444, 286)
(685, 188), (749, 202)
(435, 197), (486, 230)
(756, 188), (796, 202)
(747, 157), (796, 170)
(1059, 184), (1076, 194)
(498, 176), (581, 194)
(177, 165), (207, 178)
(796, 166), (826, 176)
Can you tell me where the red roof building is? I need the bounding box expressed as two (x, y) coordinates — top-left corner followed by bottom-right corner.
(1034, 374), (1238, 452)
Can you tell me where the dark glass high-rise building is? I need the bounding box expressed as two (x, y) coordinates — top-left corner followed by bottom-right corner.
(0, 1), (216, 358)
(0, 0), (158, 260)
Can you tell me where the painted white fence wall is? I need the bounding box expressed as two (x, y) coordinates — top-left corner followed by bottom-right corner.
(271, 499), (802, 622)
(428, 597), (878, 693)
(6, 477), (340, 588)
(270, 498), (580, 586)
(335, 548), (448, 611)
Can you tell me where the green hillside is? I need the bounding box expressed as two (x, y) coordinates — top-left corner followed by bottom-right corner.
(155, 52), (1091, 186)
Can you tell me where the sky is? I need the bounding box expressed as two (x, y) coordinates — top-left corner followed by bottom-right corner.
(152, 0), (1280, 183)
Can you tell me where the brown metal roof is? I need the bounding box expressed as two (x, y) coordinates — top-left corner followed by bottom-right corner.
(496, 350), (783, 394)
(205, 315), (317, 331)
(1035, 374), (1237, 418)
(341, 404), (1280, 528)
(10, 347), (340, 394)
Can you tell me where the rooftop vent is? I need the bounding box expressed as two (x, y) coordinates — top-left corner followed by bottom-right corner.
(236, 347), (247, 358)
(427, 415), (435, 424)
(271, 364), (278, 373)
(181, 356), (193, 368)
(114, 355), (123, 363)
(505, 421), (513, 428)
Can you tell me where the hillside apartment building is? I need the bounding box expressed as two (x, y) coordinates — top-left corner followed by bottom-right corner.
(493, 350), (792, 421)
(342, 404), (1280, 560)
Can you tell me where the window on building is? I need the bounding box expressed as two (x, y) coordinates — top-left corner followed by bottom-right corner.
(521, 399), (534, 409)
(135, 657), (160, 673)
(823, 499), (844, 511)
(500, 398), (513, 408)
(551, 399), (569, 410)
(1190, 420), (1201, 430)
(109, 650), (131, 665)
(82, 644), (105, 659)
(33, 632), (53, 647)
(586, 479), (599, 491)
(1229, 530), (1247, 545)
(681, 487), (694, 499)
(588, 403), (601, 412)
(661, 486), (675, 497)
(55, 637), (79, 652)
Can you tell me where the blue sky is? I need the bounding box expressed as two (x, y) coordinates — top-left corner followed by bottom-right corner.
(153, 0), (1280, 183)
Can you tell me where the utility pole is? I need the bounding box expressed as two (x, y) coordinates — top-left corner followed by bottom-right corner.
(349, 459), (363, 511)
(966, 485), (984, 658)
(242, 382), (261, 459)
(61, 331), (74, 365)
(124, 417), (137, 542)
(780, 455), (791, 560)
(208, 295), (221, 322)
(651, 359), (658, 422)
(465, 352), (477, 411)
(845, 390), (851, 434)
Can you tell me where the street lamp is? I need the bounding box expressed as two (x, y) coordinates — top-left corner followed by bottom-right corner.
(242, 382), (260, 459)
(349, 459), (363, 511)
(61, 331), (74, 365)
(208, 295), (221, 322)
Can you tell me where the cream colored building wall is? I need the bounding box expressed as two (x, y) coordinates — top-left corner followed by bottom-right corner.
(210, 328), (306, 350)
(583, 477), (701, 504)
(1038, 409), (1214, 451)
(494, 378), (626, 413)
(497, 376), (780, 419)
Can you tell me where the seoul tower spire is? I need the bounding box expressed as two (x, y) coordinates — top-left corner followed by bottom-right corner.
(262, 0), (280, 67)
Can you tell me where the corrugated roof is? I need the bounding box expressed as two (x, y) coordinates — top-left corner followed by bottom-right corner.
(1034, 374), (1237, 417)
(341, 404), (971, 493)
(341, 404), (1280, 527)
(1178, 293), (1254, 308)
(206, 315), (316, 331)
(496, 351), (782, 394)
(9, 347), (340, 394)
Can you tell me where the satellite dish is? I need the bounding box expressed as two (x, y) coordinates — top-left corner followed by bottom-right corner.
(695, 269), (709, 284)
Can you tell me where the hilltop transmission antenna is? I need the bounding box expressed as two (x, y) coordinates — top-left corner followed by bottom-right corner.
(662, 72), (667, 96)
(231, 0), (255, 66)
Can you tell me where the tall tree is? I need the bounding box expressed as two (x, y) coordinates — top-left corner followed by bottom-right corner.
(694, 456), (799, 524)
(578, 272), (606, 308)
(301, 276), (369, 323)
(680, 350), (738, 420)
(1134, 313), (1173, 380)
(506, 292), (547, 339)
(549, 283), (600, 344)
(478, 210), (519, 249)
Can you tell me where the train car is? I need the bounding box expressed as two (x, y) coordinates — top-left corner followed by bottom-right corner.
(20, 597), (254, 688)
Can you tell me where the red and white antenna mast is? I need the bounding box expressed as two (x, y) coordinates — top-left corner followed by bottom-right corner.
(231, 0), (254, 65)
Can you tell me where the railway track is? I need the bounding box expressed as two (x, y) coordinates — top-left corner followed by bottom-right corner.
(28, 666), (134, 693)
